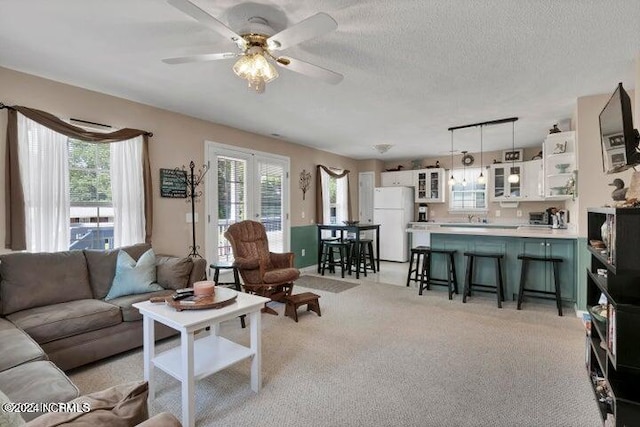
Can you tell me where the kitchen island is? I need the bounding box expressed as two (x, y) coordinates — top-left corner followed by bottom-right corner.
(408, 224), (577, 306)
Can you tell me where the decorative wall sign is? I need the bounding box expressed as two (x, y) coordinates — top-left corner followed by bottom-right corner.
(502, 149), (523, 162)
(160, 168), (187, 198)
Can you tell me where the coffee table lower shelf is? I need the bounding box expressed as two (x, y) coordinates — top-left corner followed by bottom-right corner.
(153, 335), (255, 382)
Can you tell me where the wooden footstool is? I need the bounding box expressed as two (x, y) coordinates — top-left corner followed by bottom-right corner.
(285, 292), (321, 322)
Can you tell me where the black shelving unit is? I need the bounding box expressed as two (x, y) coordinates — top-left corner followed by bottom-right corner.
(586, 207), (640, 426)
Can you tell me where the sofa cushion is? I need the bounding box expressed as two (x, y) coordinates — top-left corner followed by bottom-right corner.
(84, 243), (153, 299)
(106, 289), (174, 322)
(0, 361), (79, 422)
(0, 251), (92, 315)
(0, 388), (26, 426)
(105, 249), (162, 301)
(6, 299), (122, 345)
(25, 381), (148, 427)
(0, 318), (47, 372)
(156, 256), (192, 290)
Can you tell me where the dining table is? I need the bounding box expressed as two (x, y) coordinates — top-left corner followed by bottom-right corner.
(316, 223), (381, 279)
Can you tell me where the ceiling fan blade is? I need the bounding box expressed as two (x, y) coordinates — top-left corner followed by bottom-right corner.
(276, 56), (343, 85)
(167, 0), (246, 49)
(162, 52), (238, 64)
(267, 13), (337, 51)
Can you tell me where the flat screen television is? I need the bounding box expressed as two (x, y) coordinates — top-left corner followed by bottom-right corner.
(599, 82), (640, 174)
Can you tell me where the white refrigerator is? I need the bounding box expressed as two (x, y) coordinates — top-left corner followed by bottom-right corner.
(373, 187), (414, 262)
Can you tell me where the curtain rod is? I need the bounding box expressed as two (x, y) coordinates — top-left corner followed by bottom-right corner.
(448, 116), (518, 131)
(70, 117), (112, 129)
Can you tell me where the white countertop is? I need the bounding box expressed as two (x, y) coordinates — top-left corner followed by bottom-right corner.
(406, 223), (577, 239)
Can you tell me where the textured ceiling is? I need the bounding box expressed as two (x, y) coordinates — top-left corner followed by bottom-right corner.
(0, 0), (639, 160)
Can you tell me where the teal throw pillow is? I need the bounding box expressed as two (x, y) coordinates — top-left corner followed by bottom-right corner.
(105, 248), (162, 300)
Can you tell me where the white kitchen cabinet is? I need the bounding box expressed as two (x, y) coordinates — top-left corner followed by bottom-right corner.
(414, 168), (445, 203)
(490, 162), (523, 201)
(381, 170), (414, 187)
(521, 159), (544, 201)
(543, 131), (575, 200)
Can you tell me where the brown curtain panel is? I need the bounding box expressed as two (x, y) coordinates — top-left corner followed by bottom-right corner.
(4, 106), (153, 250)
(315, 165), (351, 224)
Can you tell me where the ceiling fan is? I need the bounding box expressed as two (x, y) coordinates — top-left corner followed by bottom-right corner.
(163, 0), (344, 93)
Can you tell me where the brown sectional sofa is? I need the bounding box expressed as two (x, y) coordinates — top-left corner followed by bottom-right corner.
(0, 243), (205, 424)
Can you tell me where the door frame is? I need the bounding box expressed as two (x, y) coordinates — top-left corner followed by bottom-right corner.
(204, 141), (291, 265)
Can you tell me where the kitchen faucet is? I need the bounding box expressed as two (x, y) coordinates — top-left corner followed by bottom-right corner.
(467, 214), (476, 223)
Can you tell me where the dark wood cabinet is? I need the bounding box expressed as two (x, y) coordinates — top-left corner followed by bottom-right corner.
(586, 207), (640, 425)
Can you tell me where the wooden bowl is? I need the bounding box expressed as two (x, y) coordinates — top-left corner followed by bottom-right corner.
(589, 240), (605, 249)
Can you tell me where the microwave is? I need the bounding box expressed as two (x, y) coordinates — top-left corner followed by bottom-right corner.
(529, 211), (548, 225)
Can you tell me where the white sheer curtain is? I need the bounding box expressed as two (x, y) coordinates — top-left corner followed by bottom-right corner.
(110, 136), (145, 247)
(17, 113), (70, 252)
(335, 174), (349, 224)
(319, 167), (332, 238)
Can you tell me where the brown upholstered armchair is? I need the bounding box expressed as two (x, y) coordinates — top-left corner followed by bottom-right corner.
(224, 220), (299, 315)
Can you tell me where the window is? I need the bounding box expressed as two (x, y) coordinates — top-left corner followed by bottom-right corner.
(8, 109), (148, 252)
(68, 139), (114, 250)
(449, 167), (487, 212)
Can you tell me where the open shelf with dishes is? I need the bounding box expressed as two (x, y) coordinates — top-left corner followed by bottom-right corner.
(543, 131), (575, 199)
(585, 207), (640, 426)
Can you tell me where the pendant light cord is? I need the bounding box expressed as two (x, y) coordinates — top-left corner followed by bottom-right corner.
(512, 121), (515, 168)
(480, 125), (483, 172)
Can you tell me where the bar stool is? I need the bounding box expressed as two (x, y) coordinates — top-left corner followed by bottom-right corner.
(348, 239), (376, 277)
(321, 240), (351, 278)
(517, 254), (563, 316)
(209, 261), (246, 328)
(406, 246), (430, 287)
(418, 248), (459, 300)
(462, 251), (505, 308)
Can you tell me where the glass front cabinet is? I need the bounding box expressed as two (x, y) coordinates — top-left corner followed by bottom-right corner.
(490, 163), (522, 201)
(414, 168), (445, 203)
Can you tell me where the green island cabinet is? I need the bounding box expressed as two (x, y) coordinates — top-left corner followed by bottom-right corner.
(430, 234), (576, 303)
(585, 207), (640, 425)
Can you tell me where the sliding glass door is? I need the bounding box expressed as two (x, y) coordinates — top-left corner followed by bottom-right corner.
(205, 142), (289, 264)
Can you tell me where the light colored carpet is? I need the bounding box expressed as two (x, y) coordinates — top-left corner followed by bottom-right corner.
(295, 274), (360, 293)
(69, 277), (601, 427)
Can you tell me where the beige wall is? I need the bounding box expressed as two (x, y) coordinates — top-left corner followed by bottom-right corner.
(0, 67), (365, 256)
(573, 89), (636, 236)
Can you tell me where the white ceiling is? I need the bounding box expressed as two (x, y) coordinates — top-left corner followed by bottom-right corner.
(1, 0), (639, 160)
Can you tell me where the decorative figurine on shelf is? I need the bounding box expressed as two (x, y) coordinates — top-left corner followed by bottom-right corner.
(609, 178), (628, 201)
(426, 160), (440, 169)
(299, 169), (311, 200)
(175, 161), (209, 258)
(549, 124), (562, 134)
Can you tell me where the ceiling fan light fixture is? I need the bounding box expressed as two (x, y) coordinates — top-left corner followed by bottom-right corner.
(232, 48), (278, 93)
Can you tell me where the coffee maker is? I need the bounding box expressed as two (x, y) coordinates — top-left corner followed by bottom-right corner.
(418, 204), (428, 222)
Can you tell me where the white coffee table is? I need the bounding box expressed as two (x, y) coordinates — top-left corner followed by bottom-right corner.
(133, 290), (269, 427)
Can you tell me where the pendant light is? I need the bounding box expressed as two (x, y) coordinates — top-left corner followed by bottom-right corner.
(507, 121), (520, 184)
(461, 150), (468, 186)
(448, 130), (456, 186)
(477, 125), (486, 184)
